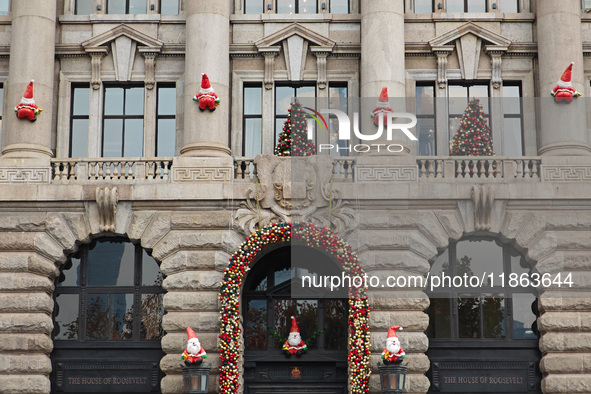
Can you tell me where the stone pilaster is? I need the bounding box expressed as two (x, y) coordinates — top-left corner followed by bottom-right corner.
(181, 1), (231, 157)
(1, 0), (57, 161)
(536, 0), (591, 156)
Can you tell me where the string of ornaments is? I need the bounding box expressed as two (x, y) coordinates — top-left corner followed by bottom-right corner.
(274, 102), (317, 156)
(449, 98), (494, 156)
(218, 222), (371, 394)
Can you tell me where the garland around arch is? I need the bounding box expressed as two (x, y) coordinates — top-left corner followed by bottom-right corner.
(218, 222), (371, 394)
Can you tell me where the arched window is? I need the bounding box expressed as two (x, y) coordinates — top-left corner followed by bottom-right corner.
(426, 238), (541, 394)
(51, 239), (164, 393)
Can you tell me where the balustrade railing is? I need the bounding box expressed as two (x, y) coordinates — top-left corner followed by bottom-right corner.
(417, 157), (541, 179)
(51, 158), (173, 182)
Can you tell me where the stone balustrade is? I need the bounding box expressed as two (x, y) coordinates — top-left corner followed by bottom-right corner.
(417, 157), (541, 180)
(51, 158), (173, 182)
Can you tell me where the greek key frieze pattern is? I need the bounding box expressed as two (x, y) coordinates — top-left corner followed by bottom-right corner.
(172, 167), (232, 182)
(0, 168), (50, 183)
(541, 166), (591, 182)
(355, 166), (418, 182)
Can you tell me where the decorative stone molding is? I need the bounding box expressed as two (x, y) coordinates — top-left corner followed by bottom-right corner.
(433, 46), (453, 89)
(96, 187), (118, 232)
(472, 185), (493, 231)
(172, 167), (232, 182)
(311, 48), (331, 90)
(0, 168), (51, 183)
(541, 166), (591, 182)
(140, 50), (159, 90)
(274, 179), (315, 210)
(87, 49), (108, 90)
(355, 166), (418, 182)
(260, 48), (280, 90)
(485, 46), (508, 89)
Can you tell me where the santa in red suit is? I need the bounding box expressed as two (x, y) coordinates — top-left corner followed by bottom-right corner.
(15, 80), (42, 121)
(371, 87), (395, 126)
(181, 327), (207, 366)
(282, 316), (307, 358)
(193, 73), (220, 111)
(381, 326), (405, 364)
(551, 63), (581, 103)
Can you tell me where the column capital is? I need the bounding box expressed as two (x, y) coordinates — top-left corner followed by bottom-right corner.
(259, 47), (280, 90)
(432, 46), (454, 89)
(139, 49), (160, 90)
(485, 46), (507, 89)
(86, 48), (108, 90)
(311, 47), (333, 90)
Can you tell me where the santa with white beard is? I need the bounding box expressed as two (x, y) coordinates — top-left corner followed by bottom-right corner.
(181, 327), (207, 366)
(381, 326), (405, 364)
(282, 316), (307, 357)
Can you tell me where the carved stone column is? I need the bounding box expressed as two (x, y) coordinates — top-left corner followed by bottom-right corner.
(87, 49), (108, 90)
(485, 46), (507, 90)
(260, 48), (280, 90)
(140, 50), (159, 90)
(311, 48), (331, 90)
(433, 46), (453, 89)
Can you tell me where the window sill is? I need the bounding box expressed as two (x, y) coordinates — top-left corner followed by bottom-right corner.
(230, 13), (360, 23)
(404, 12), (535, 22)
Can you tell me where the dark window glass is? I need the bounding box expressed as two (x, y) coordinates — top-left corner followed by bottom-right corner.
(446, 0), (464, 12)
(416, 84), (436, 155)
(53, 240), (164, 342)
(108, 0), (146, 14)
(330, 0), (348, 14)
(503, 84), (523, 156)
(103, 86), (144, 157)
(414, 0), (433, 13)
(107, 0), (126, 14)
(275, 85), (316, 150)
(70, 86), (90, 158)
(160, 0), (179, 14)
(156, 85), (176, 157)
(329, 84), (348, 156)
(245, 0), (264, 13)
(243, 85), (263, 156)
(467, 0), (486, 12)
(447, 0), (486, 12)
(500, 0), (518, 13)
(277, 0), (317, 13)
(76, 0), (94, 14)
(448, 83), (489, 153)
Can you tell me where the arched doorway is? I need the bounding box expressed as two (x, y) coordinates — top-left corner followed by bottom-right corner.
(426, 238), (541, 394)
(50, 238), (165, 393)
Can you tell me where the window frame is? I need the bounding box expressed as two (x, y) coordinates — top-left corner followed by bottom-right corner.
(242, 83), (263, 157)
(327, 82), (349, 157)
(276, 0), (319, 14)
(446, 0), (487, 12)
(69, 84), (91, 158)
(159, 0), (179, 14)
(106, 0), (148, 14)
(244, 0), (265, 14)
(502, 82), (525, 156)
(75, 0), (94, 15)
(447, 81), (491, 154)
(155, 83), (176, 157)
(415, 82), (436, 156)
(413, 0), (434, 13)
(274, 83), (317, 150)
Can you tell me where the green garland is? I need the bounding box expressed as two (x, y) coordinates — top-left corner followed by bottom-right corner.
(218, 222), (371, 394)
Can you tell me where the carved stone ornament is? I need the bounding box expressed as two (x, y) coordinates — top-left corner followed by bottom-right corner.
(96, 186), (118, 232)
(472, 185), (493, 231)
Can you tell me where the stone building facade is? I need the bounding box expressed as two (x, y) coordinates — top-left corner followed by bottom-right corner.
(1, 0), (591, 393)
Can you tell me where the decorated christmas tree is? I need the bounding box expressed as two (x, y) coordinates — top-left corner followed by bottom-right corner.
(274, 101), (316, 156)
(449, 98), (494, 156)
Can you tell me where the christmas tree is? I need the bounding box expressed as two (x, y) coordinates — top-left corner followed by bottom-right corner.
(274, 102), (316, 157)
(449, 98), (494, 156)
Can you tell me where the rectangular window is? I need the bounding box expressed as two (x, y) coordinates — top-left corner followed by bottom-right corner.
(243, 85), (263, 157)
(502, 84), (524, 156)
(275, 85), (315, 148)
(75, 0), (94, 15)
(499, 0), (519, 13)
(448, 83), (489, 154)
(328, 83), (348, 156)
(276, 0), (317, 14)
(156, 84), (176, 157)
(414, 0), (433, 13)
(107, 0), (147, 14)
(330, 0), (349, 14)
(245, 0), (264, 13)
(416, 84), (436, 155)
(70, 85), (90, 158)
(159, 0), (179, 14)
(447, 0), (486, 12)
(586, 0), (591, 11)
(0, 0), (9, 15)
(102, 86), (144, 157)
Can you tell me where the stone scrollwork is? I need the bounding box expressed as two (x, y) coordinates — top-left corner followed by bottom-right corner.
(472, 185), (493, 231)
(96, 186), (118, 232)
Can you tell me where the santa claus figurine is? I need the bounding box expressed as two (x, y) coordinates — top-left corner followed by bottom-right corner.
(193, 73), (220, 111)
(15, 80), (42, 121)
(371, 87), (395, 126)
(381, 326), (405, 364)
(181, 327), (207, 366)
(282, 316), (307, 358)
(551, 63), (581, 103)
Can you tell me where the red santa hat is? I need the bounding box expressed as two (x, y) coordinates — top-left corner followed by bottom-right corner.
(20, 80), (36, 105)
(387, 325), (403, 339)
(376, 87), (390, 108)
(290, 316), (300, 334)
(557, 63), (574, 89)
(200, 73), (214, 94)
(186, 326), (198, 340)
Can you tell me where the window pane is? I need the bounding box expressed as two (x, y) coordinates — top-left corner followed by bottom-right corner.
(71, 119), (89, 157)
(141, 294), (164, 339)
(296, 86), (315, 99)
(103, 119), (123, 157)
(125, 87), (144, 115)
(54, 294), (79, 340)
(107, 0), (126, 14)
(157, 119), (176, 157)
(244, 87), (262, 115)
(245, 300), (267, 349)
(129, 0), (147, 14)
(467, 0), (486, 12)
(0, 86), (3, 117)
(86, 294), (110, 340)
(586, 0), (591, 10)
(458, 296), (481, 338)
(57, 258), (82, 287)
(73, 88), (90, 116)
(113, 294), (134, 340)
(274, 300), (318, 349)
(142, 250), (162, 286)
(274, 299), (295, 348)
(325, 300), (348, 349)
(87, 242), (135, 286)
(503, 86), (521, 114)
(447, 0), (464, 12)
(503, 117), (523, 156)
(511, 253), (530, 275)
(427, 298), (451, 338)
(456, 240), (504, 282)
(274, 266), (290, 286)
(124, 119), (144, 157)
(414, 0), (433, 13)
(276, 118), (286, 145)
(158, 87), (176, 115)
(276, 86), (294, 115)
(244, 118), (262, 157)
(416, 85), (434, 115)
(330, 0), (348, 14)
(0, 0), (8, 15)
(500, 0), (518, 13)
(277, 0), (296, 13)
(468, 85), (489, 113)
(513, 294), (537, 339)
(160, 0), (179, 14)
(448, 86), (468, 114)
(483, 296), (505, 338)
(76, 0), (94, 15)
(245, 0), (264, 13)
(299, 0), (317, 14)
(105, 88), (124, 115)
(417, 118), (436, 156)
